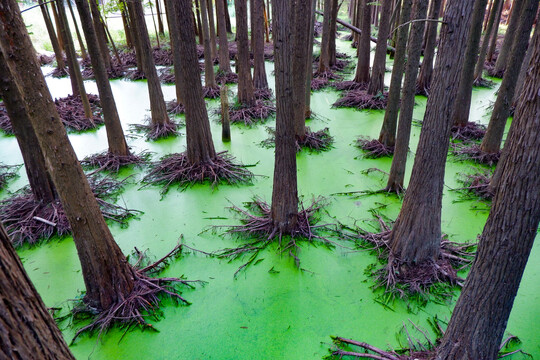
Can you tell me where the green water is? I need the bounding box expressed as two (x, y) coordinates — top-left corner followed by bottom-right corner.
(1, 39), (539, 359)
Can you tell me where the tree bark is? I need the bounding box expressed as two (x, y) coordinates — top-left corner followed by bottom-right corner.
(0, 223), (75, 360)
(293, 0), (311, 139)
(223, 0), (232, 33)
(305, 0), (317, 118)
(353, 0), (371, 83)
(66, 0), (88, 60)
(175, 0), (217, 164)
(271, 0), (298, 233)
(388, 0), (474, 264)
(480, 0), (538, 154)
(328, 0), (338, 66)
(0, 0), (137, 311)
(207, 0), (218, 59)
(75, 0), (130, 156)
(436, 36), (540, 359)
(89, 0), (111, 69)
(492, 0), (525, 76)
(415, 0), (442, 95)
(474, 0), (502, 80)
(156, 0), (165, 35)
(234, 0), (255, 105)
(252, 0), (268, 89)
(317, 0), (333, 74)
(486, 0), (503, 62)
(512, 24), (538, 107)
(195, 0), (204, 44)
(216, 0), (232, 73)
(378, 0), (413, 147)
(451, 0), (489, 127)
(164, 0), (184, 106)
(49, 0), (65, 51)
(201, 0), (217, 88)
(385, 0), (428, 193)
(120, 1), (133, 48)
(367, 0), (392, 95)
(38, 0), (65, 70)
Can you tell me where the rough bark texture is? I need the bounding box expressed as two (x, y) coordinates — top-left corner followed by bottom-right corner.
(474, 0), (502, 80)
(234, 0), (255, 106)
(480, 0), (538, 153)
(0, 223), (75, 360)
(492, 0), (524, 76)
(195, 0), (204, 44)
(207, 0), (218, 59)
(353, 0), (371, 83)
(164, 0), (184, 106)
(385, 0), (428, 193)
(378, 0), (412, 147)
(271, 0), (298, 232)
(317, 0), (332, 74)
(252, 0), (268, 89)
(38, 0), (65, 70)
(175, 0), (217, 164)
(513, 24), (538, 106)
(451, 0), (489, 127)
(388, 0), (474, 264)
(328, 0), (338, 66)
(415, 0), (441, 95)
(367, 0), (392, 95)
(75, 0), (130, 156)
(223, 0), (232, 33)
(293, 0), (311, 138)
(201, 0), (217, 88)
(89, 0), (111, 69)
(486, 0), (503, 62)
(155, 0), (164, 35)
(66, 0), (88, 60)
(216, 0), (232, 72)
(0, 0), (137, 311)
(305, 0), (317, 117)
(436, 36), (540, 359)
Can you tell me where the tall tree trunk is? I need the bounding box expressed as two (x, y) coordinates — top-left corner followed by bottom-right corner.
(0, 223), (75, 360)
(271, 0), (298, 233)
(0, 0), (137, 311)
(492, 0), (524, 76)
(252, 0), (268, 89)
(377, 0), (413, 147)
(415, 0), (442, 95)
(54, 2), (80, 95)
(128, 0), (171, 127)
(486, 0), (503, 62)
(353, 0), (371, 83)
(75, 0), (130, 156)
(207, 0), (218, 59)
(480, 0), (538, 153)
(120, 0), (133, 48)
(512, 24), (538, 107)
(201, 0), (217, 88)
(156, 0), (165, 35)
(328, 0), (338, 66)
(305, 0), (317, 118)
(367, 0), (393, 95)
(451, 0), (489, 127)
(164, 0), (184, 106)
(474, 0), (502, 80)
(174, 0), (217, 164)
(317, 0), (333, 73)
(388, 0), (474, 264)
(223, 0), (232, 33)
(67, 0), (88, 60)
(216, 0), (232, 73)
(38, 0), (65, 70)
(234, 0), (255, 105)
(385, 0), (428, 193)
(89, 0), (111, 69)
(195, 0), (204, 44)
(50, 0), (65, 51)
(436, 37), (540, 359)
(293, 0), (311, 139)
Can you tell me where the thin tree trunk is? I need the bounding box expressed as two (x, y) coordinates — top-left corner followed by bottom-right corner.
(89, 0), (111, 69)
(38, 0), (65, 69)
(195, 0), (204, 44)
(474, 0), (502, 80)
(367, 0), (393, 95)
(149, 0), (161, 47)
(224, 0), (232, 33)
(127, 1), (144, 71)
(353, 0), (371, 83)
(486, 0), (503, 62)
(388, 0), (474, 264)
(156, 0), (165, 35)
(293, 0), (311, 139)
(67, 0), (88, 60)
(216, 0), (232, 72)
(317, 0), (332, 73)
(207, 0), (218, 59)
(120, 0), (133, 48)
(201, 0), (217, 88)
(492, 0), (525, 76)
(164, 0), (184, 106)
(252, 0), (268, 89)
(235, 0), (255, 105)
(512, 24), (538, 107)
(483, 0), (493, 31)
(415, 0), (441, 95)
(436, 37), (540, 359)
(328, 0), (338, 66)
(50, 0), (65, 51)
(305, 0), (317, 118)
(378, 0), (412, 147)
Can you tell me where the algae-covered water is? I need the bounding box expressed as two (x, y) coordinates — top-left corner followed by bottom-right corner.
(1, 37), (539, 359)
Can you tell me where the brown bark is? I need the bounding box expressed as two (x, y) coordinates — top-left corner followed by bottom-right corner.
(75, 0), (130, 156)
(216, 0), (232, 72)
(388, 0), (474, 264)
(38, 0), (65, 69)
(201, 0), (217, 88)
(474, 0), (502, 80)
(164, 0), (184, 106)
(293, 0), (311, 138)
(66, 0), (88, 60)
(486, 0), (503, 62)
(223, 0), (232, 33)
(492, 0), (524, 76)
(54, 0), (79, 95)
(513, 24), (538, 107)
(155, 0), (165, 35)
(89, 0), (111, 69)
(271, 0), (298, 232)
(207, 0), (218, 59)
(367, 0), (392, 95)
(221, 86), (231, 141)
(49, 0), (65, 51)
(252, 0), (268, 89)
(234, 0), (255, 105)
(328, 0), (338, 66)
(120, 1), (133, 48)
(483, 0), (493, 31)
(0, 223), (75, 360)
(305, 0), (317, 118)
(451, 0), (489, 127)
(195, 0), (204, 44)
(128, 0), (171, 127)
(175, 0), (217, 164)
(436, 36), (540, 359)
(378, 0), (412, 147)
(480, 0), (538, 153)
(353, 0), (371, 83)
(416, 0), (442, 94)
(385, 0), (428, 193)
(317, 0), (333, 74)
(0, 0), (137, 311)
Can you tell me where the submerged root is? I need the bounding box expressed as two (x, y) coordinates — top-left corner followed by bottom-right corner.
(152, 46), (174, 66)
(38, 54), (55, 65)
(166, 100), (185, 115)
(215, 71), (238, 84)
(333, 90), (388, 110)
(0, 175), (139, 246)
(54, 94), (104, 132)
(226, 99), (276, 126)
(81, 150), (151, 173)
(142, 151), (254, 194)
(131, 118), (180, 140)
(202, 85), (221, 99)
(454, 170), (494, 201)
(450, 122), (486, 142)
(0, 163), (20, 190)
(356, 137), (394, 158)
(451, 143), (500, 166)
(331, 80), (368, 91)
(0, 102), (13, 134)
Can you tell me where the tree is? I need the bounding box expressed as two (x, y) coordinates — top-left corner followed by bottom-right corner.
(353, 0), (371, 84)
(164, 0), (186, 114)
(473, 0), (502, 82)
(317, 0), (333, 75)
(328, 0), (338, 67)
(252, 0), (269, 90)
(436, 35), (540, 359)
(37, 0), (65, 73)
(367, 0), (392, 95)
(89, 0), (112, 70)
(216, 0), (234, 77)
(0, 222), (75, 360)
(416, 0), (442, 95)
(234, 0), (255, 106)
(200, 0), (219, 97)
(207, 0), (218, 59)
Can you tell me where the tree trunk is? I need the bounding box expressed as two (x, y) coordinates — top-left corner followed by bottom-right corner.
(120, 0), (133, 48)
(451, 0), (489, 127)
(201, 0), (217, 88)
(353, 0), (371, 83)
(480, 0), (538, 154)
(0, 223), (75, 360)
(54, 0), (80, 95)
(486, 0), (503, 62)
(385, 0), (428, 193)
(317, 0), (332, 74)
(305, 0), (317, 118)
(67, 0), (88, 60)
(513, 24), (538, 107)
(128, 0), (171, 127)
(195, 0), (204, 44)
(234, 0), (255, 105)
(38, 0), (65, 70)
(367, 0), (392, 95)
(164, 0), (184, 106)
(436, 37), (540, 359)
(89, 0), (111, 69)
(207, 0), (218, 59)
(483, 0), (493, 31)
(328, 0), (338, 66)
(252, 0), (268, 89)
(492, 0), (524, 76)
(49, 0), (65, 51)
(415, 0), (442, 95)
(127, 3), (144, 70)
(75, 0), (130, 156)
(156, 0), (165, 35)
(388, 0), (474, 264)
(175, 0), (217, 164)
(216, 0), (232, 73)
(271, 0), (298, 233)
(224, 0), (232, 33)
(378, 0), (413, 147)
(474, 0), (502, 80)
(0, 0), (137, 312)
(293, 0), (311, 139)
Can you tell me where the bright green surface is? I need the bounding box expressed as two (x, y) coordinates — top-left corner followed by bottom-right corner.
(1, 37), (539, 360)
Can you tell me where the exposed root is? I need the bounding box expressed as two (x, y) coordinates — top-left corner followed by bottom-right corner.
(50, 67), (68, 78)
(38, 54), (55, 65)
(81, 150), (151, 173)
(331, 80), (368, 91)
(473, 77), (495, 88)
(142, 151), (254, 194)
(486, 66), (504, 78)
(330, 59), (353, 72)
(152, 46), (174, 66)
(166, 100), (185, 115)
(215, 197), (337, 276)
(159, 67), (176, 84)
(202, 85), (221, 99)
(450, 122), (486, 142)
(0, 102), (13, 134)
(0, 163), (20, 190)
(356, 137), (394, 158)
(81, 63), (125, 80)
(451, 143), (501, 166)
(296, 128), (334, 152)
(124, 69), (146, 81)
(334, 90), (388, 110)
(54, 94), (104, 132)
(226, 99), (276, 126)
(0, 175), (140, 246)
(312, 70), (341, 90)
(131, 118), (180, 140)
(254, 87), (273, 100)
(454, 170), (494, 201)
(311, 77), (330, 90)
(215, 70), (238, 84)
(415, 83), (430, 97)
